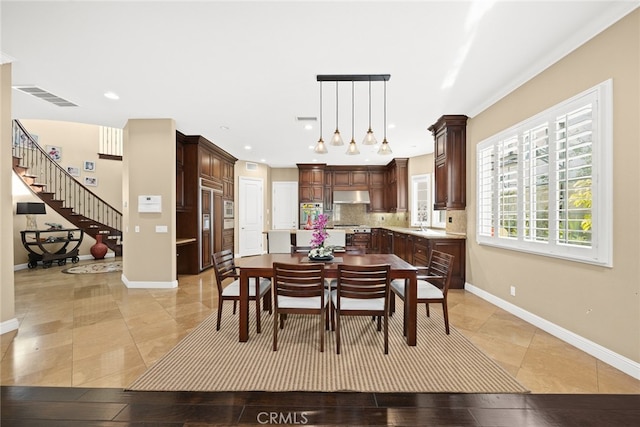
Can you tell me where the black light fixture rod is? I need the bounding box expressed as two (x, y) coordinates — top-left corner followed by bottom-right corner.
(317, 74), (390, 82)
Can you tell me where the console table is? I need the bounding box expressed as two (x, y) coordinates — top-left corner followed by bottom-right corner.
(20, 228), (84, 269)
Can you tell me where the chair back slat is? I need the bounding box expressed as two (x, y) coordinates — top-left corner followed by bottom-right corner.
(424, 250), (454, 295)
(337, 264), (390, 301)
(212, 249), (238, 292)
(273, 262), (325, 299)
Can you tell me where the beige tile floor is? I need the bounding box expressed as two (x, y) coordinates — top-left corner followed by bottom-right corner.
(2, 259), (639, 393)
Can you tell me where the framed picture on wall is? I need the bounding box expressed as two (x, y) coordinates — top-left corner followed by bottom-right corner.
(84, 176), (98, 187)
(66, 166), (80, 177)
(46, 145), (62, 162)
(83, 160), (96, 172)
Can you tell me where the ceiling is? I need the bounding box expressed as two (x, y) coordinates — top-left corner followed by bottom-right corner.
(2, 1), (637, 168)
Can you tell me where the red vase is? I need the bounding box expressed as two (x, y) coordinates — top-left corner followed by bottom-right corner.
(90, 234), (109, 260)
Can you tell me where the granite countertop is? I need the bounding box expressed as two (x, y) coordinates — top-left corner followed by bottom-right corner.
(379, 226), (466, 239)
(266, 227), (465, 239)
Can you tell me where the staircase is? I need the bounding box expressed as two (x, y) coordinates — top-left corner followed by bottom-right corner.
(12, 120), (123, 256)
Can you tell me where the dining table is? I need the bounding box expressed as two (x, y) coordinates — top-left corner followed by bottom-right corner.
(234, 253), (419, 346)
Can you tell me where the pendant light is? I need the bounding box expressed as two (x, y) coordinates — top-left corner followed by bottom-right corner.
(330, 82), (344, 146)
(313, 81), (328, 154)
(361, 79), (378, 145)
(346, 81), (360, 155)
(377, 79), (392, 155)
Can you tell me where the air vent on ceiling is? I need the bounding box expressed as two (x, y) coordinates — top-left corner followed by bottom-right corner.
(12, 85), (78, 107)
(246, 162), (258, 171)
(296, 116), (317, 121)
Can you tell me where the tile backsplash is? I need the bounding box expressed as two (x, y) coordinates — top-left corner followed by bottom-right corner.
(327, 204), (467, 235)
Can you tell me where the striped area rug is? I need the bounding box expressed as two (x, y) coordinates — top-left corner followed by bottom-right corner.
(128, 301), (528, 393)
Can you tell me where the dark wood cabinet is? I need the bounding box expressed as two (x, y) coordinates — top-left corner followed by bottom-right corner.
(385, 158), (408, 212)
(429, 238), (466, 289)
(367, 169), (386, 212)
(382, 229), (466, 289)
(297, 161), (407, 213)
(297, 164), (325, 203)
(351, 232), (371, 251)
(428, 115), (468, 210)
(176, 131), (237, 274)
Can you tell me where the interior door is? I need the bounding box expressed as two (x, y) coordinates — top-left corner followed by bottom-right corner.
(200, 187), (214, 270)
(272, 181), (298, 229)
(238, 177), (263, 256)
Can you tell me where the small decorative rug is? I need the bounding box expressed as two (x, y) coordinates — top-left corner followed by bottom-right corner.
(62, 261), (122, 274)
(128, 301), (529, 393)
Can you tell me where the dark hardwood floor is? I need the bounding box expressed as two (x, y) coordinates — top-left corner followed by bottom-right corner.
(2, 386), (639, 426)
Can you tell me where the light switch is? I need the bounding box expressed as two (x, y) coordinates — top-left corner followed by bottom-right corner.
(135, 225), (140, 233)
(156, 225), (168, 233)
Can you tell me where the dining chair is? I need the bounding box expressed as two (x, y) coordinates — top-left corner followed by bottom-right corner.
(295, 230), (315, 247)
(390, 250), (454, 334)
(267, 230), (292, 254)
(332, 263), (391, 354)
(212, 249), (272, 333)
(272, 262), (330, 352)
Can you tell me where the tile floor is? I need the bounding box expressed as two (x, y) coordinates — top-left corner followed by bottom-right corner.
(1, 258), (638, 393)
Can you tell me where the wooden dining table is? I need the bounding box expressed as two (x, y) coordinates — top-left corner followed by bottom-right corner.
(235, 253), (419, 345)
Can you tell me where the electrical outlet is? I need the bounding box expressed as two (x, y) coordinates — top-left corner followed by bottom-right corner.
(510, 286), (516, 297)
(448, 216), (453, 223)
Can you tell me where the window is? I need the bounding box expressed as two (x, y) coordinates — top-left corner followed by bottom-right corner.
(411, 174), (431, 227)
(476, 80), (612, 266)
(411, 174), (446, 229)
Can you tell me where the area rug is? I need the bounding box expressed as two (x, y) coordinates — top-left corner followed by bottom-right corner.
(127, 301), (529, 393)
(62, 261), (122, 274)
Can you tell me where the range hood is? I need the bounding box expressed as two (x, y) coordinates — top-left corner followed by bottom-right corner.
(333, 190), (371, 204)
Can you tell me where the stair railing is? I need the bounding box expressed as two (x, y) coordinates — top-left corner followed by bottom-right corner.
(12, 120), (122, 235)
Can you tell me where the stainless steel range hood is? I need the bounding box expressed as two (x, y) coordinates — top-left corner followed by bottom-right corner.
(333, 190), (371, 204)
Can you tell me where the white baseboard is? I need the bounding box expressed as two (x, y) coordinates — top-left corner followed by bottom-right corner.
(13, 252), (115, 271)
(121, 273), (178, 289)
(0, 318), (19, 335)
(465, 282), (640, 380)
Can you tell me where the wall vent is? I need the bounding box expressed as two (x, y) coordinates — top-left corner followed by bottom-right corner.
(245, 162), (258, 171)
(12, 85), (78, 107)
(296, 116), (317, 121)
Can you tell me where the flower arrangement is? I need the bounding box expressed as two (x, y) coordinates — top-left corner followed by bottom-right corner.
(309, 213), (333, 258)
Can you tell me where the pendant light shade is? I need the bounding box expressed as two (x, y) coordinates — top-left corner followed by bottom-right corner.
(313, 82), (328, 154)
(330, 82), (344, 146)
(346, 81), (360, 155)
(362, 79), (378, 145)
(377, 79), (392, 155)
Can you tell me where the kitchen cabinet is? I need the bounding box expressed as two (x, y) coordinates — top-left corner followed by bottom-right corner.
(383, 228), (466, 289)
(333, 169), (368, 189)
(428, 115), (468, 210)
(392, 231), (408, 261)
(297, 163), (325, 203)
(323, 170), (333, 212)
(176, 131), (237, 274)
(428, 238), (466, 289)
(367, 169), (386, 212)
(385, 158), (408, 212)
(370, 228), (381, 253)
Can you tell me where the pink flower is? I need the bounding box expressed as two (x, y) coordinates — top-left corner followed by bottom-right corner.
(310, 214), (329, 248)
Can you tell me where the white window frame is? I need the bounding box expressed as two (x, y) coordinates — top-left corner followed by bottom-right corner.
(476, 79), (613, 267)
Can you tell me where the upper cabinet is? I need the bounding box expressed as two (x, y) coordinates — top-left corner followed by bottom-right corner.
(298, 161), (407, 213)
(297, 163), (325, 203)
(385, 158), (408, 212)
(428, 115), (468, 210)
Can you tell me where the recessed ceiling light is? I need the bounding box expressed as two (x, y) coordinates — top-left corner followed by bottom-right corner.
(244, 145), (252, 150)
(304, 124), (313, 130)
(388, 123), (396, 129)
(104, 91), (119, 100)
(220, 125), (230, 131)
(308, 145), (315, 150)
(260, 158), (266, 163)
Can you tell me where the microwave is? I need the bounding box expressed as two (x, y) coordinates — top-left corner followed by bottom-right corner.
(223, 200), (234, 218)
